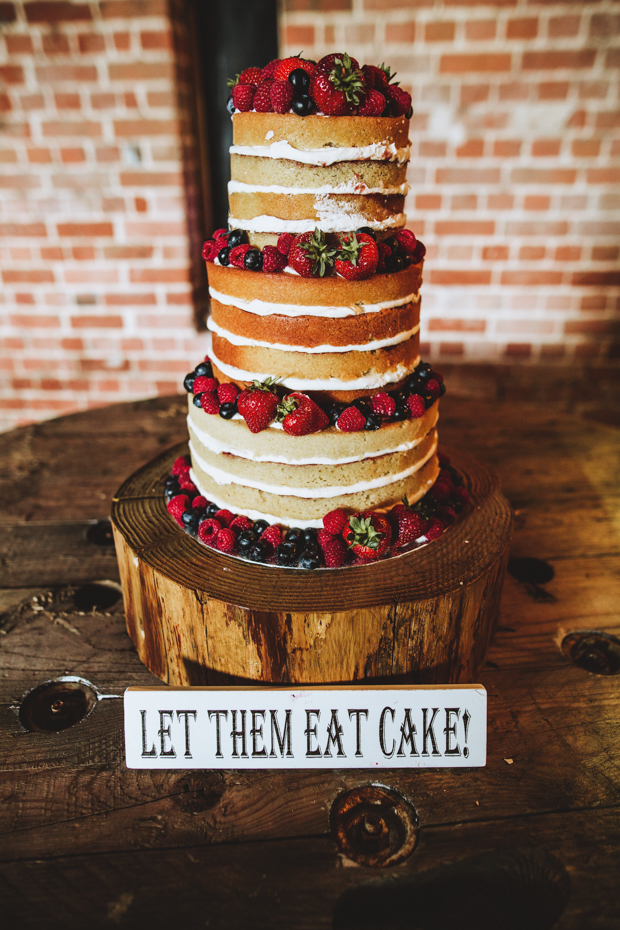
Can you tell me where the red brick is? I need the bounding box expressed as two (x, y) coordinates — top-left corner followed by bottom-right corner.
(113, 32), (130, 50)
(104, 293), (156, 305)
(284, 25), (315, 46)
(501, 271), (562, 285)
(65, 269), (119, 283)
(124, 92), (138, 108)
(419, 141), (446, 158)
(461, 84), (490, 104)
(440, 54), (510, 73)
(55, 93), (81, 109)
(119, 171), (181, 186)
(96, 146), (120, 163)
(430, 270), (492, 285)
(25, 2), (92, 22)
(345, 24), (375, 43)
(10, 313), (59, 326)
(572, 271), (620, 287)
(580, 295), (606, 311)
(595, 111), (620, 130)
(456, 139), (484, 157)
(0, 149), (18, 163)
(4, 269), (54, 283)
(538, 82), (568, 100)
(439, 342), (465, 357)
(483, 245), (508, 261)
(427, 318), (486, 332)
(415, 194), (441, 210)
(124, 221), (185, 236)
(36, 65), (98, 82)
(494, 140), (521, 157)
(91, 92), (115, 109)
(41, 246), (64, 260)
(512, 168), (575, 184)
(135, 196), (148, 212)
(130, 268), (189, 283)
(506, 221), (568, 236)
(0, 222), (46, 237)
(540, 345), (565, 359)
(58, 222), (113, 237)
(436, 167), (500, 184)
(104, 245), (154, 259)
(146, 90), (175, 107)
(499, 82), (529, 101)
(567, 110), (586, 129)
(435, 220), (494, 235)
(140, 30), (172, 49)
(0, 65), (24, 84)
(549, 16), (580, 38)
(79, 33), (105, 53)
(588, 168), (620, 184)
(113, 119), (179, 137)
(572, 139), (601, 157)
(465, 20), (496, 40)
(592, 246), (619, 261)
(524, 50), (596, 71)
(71, 315), (123, 328)
(386, 22), (415, 42)
(519, 246), (545, 261)
(555, 246), (581, 262)
(0, 93), (11, 112)
(507, 17), (537, 39)
(532, 139), (561, 157)
(165, 293), (192, 305)
(451, 194), (477, 210)
(72, 246), (95, 260)
(6, 35), (34, 54)
(590, 13), (620, 37)
(0, 174), (40, 188)
(579, 81), (608, 99)
(425, 21), (455, 41)
(565, 320), (620, 336)
(43, 34), (70, 54)
(606, 49), (620, 69)
(504, 344), (532, 358)
(100, 1), (167, 16)
(42, 120), (101, 138)
(109, 62), (174, 81)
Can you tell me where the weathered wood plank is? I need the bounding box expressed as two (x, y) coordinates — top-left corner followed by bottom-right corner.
(0, 522), (120, 587)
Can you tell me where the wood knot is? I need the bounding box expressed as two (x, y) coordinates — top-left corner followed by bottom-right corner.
(330, 784), (418, 868)
(561, 630), (620, 676)
(17, 676), (98, 732)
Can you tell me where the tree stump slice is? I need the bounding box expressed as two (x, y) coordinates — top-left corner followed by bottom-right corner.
(111, 443), (513, 686)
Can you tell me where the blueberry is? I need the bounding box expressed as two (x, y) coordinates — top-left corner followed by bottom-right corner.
(364, 412), (382, 431)
(292, 95), (314, 116)
(227, 228), (248, 249)
(218, 246), (231, 266)
(404, 375), (423, 395)
(164, 486), (177, 502)
(249, 540), (271, 562)
(439, 380), (446, 397)
(401, 252), (412, 269)
(285, 527), (303, 544)
(226, 95), (235, 115)
(417, 362), (432, 381)
(424, 393), (435, 410)
(193, 393), (204, 408)
(244, 248), (263, 271)
(253, 519), (269, 536)
(182, 511), (199, 535)
(183, 371), (196, 393)
(276, 541), (298, 566)
(299, 546), (322, 570)
(219, 401), (237, 418)
(238, 530), (258, 553)
(301, 527), (317, 546)
(384, 237), (398, 254)
(194, 361), (212, 377)
(206, 502), (219, 519)
(355, 226), (377, 241)
(405, 105), (413, 120)
(288, 68), (311, 93)
(392, 405), (409, 421)
(386, 253), (404, 273)
(352, 397), (371, 415)
(327, 404), (344, 426)
(164, 475), (179, 489)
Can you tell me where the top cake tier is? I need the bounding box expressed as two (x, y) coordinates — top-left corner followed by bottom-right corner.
(228, 113), (411, 246)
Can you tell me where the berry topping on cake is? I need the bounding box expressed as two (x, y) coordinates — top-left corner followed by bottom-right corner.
(288, 229), (336, 277)
(336, 406), (367, 432)
(317, 52), (360, 74)
(198, 518), (221, 545)
(343, 511), (392, 561)
(423, 517), (444, 541)
(172, 455), (190, 476)
(231, 83), (255, 112)
(262, 244), (287, 273)
(390, 502), (427, 547)
(193, 375), (218, 394)
(217, 382), (240, 405)
(237, 378), (279, 433)
(202, 240), (217, 262)
(370, 392), (396, 418)
(385, 83), (412, 118)
(358, 89), (386, 117)
(277, 233), (295, 256)
(278, 392), (329, 436)
(253, 80), (274, 112)
(261, 58), (281, 81)
(238, 66), (263, 86)
(270, 80), (294, 113)
(214, 528), (236, 552)
(273, 57), (316, 83)
(406, 394), (426, 419)
(317, 531), (347, 567)
(335, 232), (379, 280)
(229, 243), (252, 268)
(322, 509), (348, 535)
(361, 63), (391, 91)
(214, 508), (234, 527)
(200, 391), (220, 415)
(261, 524), (282, 552)
(426, 378), (442, 401)
(192, 495), (208, 511)
(229, 515), (253, 535)
(310, 53), (364, 115)
(167, 494), (189, 526)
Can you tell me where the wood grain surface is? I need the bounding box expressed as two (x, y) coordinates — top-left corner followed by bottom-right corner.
(1, 383), (619, 929)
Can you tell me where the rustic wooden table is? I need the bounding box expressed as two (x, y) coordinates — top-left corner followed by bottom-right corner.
(1, 381), (619, 929)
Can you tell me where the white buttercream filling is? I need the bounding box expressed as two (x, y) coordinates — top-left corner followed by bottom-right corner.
(207, 316), (419, 354)
(227, 214), (406, 233)
(187, 415), (429, 466)
(209, 286), (420, 319)
(189, 435), (437, 500)
(228, 179), (409, 196)
(229, 141), (411, 166)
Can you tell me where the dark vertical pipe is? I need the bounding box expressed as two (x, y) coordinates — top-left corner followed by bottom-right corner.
(192, 0), (279, 229)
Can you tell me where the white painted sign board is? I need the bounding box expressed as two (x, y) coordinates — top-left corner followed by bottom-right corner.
(125, 685), (486, 769)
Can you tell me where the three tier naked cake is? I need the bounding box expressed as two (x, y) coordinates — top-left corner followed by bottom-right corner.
(164, 53), (469, 569)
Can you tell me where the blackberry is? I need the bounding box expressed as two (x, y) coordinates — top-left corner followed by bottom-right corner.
(218, 246), (231, 266)
(276, 541), (298, 566)
(299, 546), (322, 570)
(193, 393), (204, 408)
(183, 371), (196, 393)
(364, 412), (381, 431)
(227, 228), (248, 249)
(253, 519), (269, 536)
(288, 68), (311, 94)
(164, 486), (178, 502)
(195, 361), (212, 377)
(206, 502), (219, 518)
(219, 401), (237, 419)
(292, 95), (314, 116)
(244, 248), (263, 271)
(249, 540), (271, 562)
(355, 226), (377, 241)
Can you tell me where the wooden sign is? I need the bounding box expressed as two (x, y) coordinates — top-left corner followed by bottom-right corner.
(125, 685), (486, 769)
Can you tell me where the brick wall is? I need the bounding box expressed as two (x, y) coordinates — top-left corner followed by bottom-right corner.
(0, 0), (207, 432)
(282, 0), (620, 366)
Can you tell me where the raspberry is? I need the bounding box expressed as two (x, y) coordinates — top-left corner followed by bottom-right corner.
(202, 239), (217, 262)
(394, 229), (417, 254)
(370, 392), (396, 418)
(253, 80), (274, 112)
(270, 80), (294, 114)
(336, 406), (367, 432)
(433, 370), (444, 383)
(277, 233), (295, 256)
(215, 528), (237, 552)
(376, 240), (392, 272)
(231, 83), (255, 112)
(215, 509), (234, 528)
(217, 382), (240, 405)
(229, 515), (253, 535)
(171, 455), (190, 476)
(192, 495), (208, 511)
(167, 494), (189, 526)
(437, 505), (456, 527)
(262, 245), (287, 273)
(214, 235), (229, 254)
(406, 394), (425, 419)
(212, 228), (228, 240)
(452, 486), (471, 507)
(320, 533), (347, 567)
(197, 518), (221, 545)
(322, 509), (348, 535)
(423, 517), (444, 541)
(193, 375), (218, 394)
(261, 58), (281, 81)
(229, 244), (252, 268)
(178, 475), (197, 493)
(426, 378), (441, 401)
(200, 391), (220, 415)
(261, 525), (282, 550)
(239, 67), (263, 86)
(430, 480), (452, 504)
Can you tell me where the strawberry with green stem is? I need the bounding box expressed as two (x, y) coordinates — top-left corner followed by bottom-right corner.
(342, 511), (392, 561)
(310, 53), (365, 116)
(288, 229), (336, 277)
(335, 232), (379, 280)
(237, 378), (279, 433)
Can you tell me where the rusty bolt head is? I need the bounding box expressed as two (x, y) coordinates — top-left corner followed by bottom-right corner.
(561, 631), (620, 676)
(330, 784), (419, 868)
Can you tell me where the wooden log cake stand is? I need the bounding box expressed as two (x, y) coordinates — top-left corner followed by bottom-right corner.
(111, 443), (512, 686)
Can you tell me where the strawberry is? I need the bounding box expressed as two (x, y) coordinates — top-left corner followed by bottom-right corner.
(278, 392), (328, 436)
(167, 494), (189, 526)
(385, 84), (411, 117)
(310, 53), (365, 115)
(288, 229), (336, 277)
(262, 245), (287, 273)
(277, 232), (295, 256)
(336, 406), (366, 432)
(318, 531), (347, 567)
(335, 232), (379, 281)
(253, 80), (274, 112)
(273, 57), (316, 83)
(406, 394), (425, 419)
(370, 392), (396, 418)
(198, 518), (221, 545)
(317, 53), (360, 73)
(390, 503), (427, 547)
(229, 243), (252, 268)
(394, 228), (417, 254)
(361, 64), (391, 91)
(231, 83), (256, 112)
(217, 382), (240, 405)
(359, 89), (386, 117)
(237, 378), (279, 433)
(215, 528), (237, 552)
(261, 59), (281, 81)
(270, 80), (294, 113)
(202, 239), (217, 262)
(172, 455), (190, 476)
(343, 511), (392, 561)
(200, 391), (220, 415)
(323, 509), (348, 535)
(214, 508), (234, 527)
(193, 375), (218, 394)
(239, 67), (263, 86)
(423, 517), (444, 541)
(229, 515), (253, 535)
